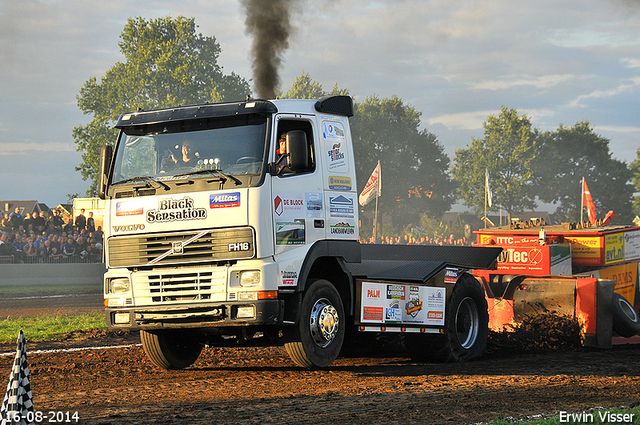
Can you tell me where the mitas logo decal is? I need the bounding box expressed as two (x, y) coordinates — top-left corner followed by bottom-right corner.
(444, 268), (458, 283)
(210, 192), (240, 209)
(146, 196), (207, 223)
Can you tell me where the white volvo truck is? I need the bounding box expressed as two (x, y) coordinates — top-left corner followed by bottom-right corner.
(99, 95), (501, 369)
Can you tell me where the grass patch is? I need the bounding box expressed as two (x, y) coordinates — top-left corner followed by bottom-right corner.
(484, 404), (640, 424)
(0, 283), (101, 295)
(0, 312), (106, 343)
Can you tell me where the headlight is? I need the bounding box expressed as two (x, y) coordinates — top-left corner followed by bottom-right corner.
(108, 278), (130, 294)
(239, 270), (261, 287)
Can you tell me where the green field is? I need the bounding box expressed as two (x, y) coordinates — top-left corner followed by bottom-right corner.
(0, 312), (106, 343)
(0, 282), (105, 343)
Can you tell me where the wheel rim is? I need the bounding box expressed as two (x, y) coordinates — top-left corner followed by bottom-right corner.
(309, 297), (340, 348)
(456, 296), (479, 349)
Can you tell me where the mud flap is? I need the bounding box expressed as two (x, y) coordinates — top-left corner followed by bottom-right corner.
(576, 278), (614, 348)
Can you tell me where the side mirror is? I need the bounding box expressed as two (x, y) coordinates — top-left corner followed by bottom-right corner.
(286, 130), (309, 172)
(98, 144), (113, 200)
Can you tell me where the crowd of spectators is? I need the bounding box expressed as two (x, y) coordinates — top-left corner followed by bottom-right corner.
(360, 233), (470, 246)
(0, 207), (103, 264)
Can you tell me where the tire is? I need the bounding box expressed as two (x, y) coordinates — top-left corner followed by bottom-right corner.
(407, 275), (488, 362)
(285, 279), (346, 368)
(140, 329), (203, 370)
(612, 293), (640, 338)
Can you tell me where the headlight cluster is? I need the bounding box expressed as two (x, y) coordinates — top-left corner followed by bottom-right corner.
(107, 277), (130, 294)
(239, 270), (261, 287)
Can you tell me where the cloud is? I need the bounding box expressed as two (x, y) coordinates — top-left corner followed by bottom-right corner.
(428, 110), (498, 130)
(596, 125), (640, 134)
(0, 142), (76, 155)
(472, 74), (576, 91)
(567, 80), (639, 108)
(621, 57), (640, 68)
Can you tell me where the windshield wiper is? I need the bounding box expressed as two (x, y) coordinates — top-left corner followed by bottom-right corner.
(113, 175), (170, 191)
(173, 169), (242, 186)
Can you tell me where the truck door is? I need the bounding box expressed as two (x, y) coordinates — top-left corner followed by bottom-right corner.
(270, 115), (324, 257)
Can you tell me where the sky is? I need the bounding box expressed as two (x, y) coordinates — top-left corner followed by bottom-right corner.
(0, 0), (639, 208)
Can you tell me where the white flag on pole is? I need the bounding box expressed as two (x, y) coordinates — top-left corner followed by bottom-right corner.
(359, 162), (381, 207)
(485, 169), (493, 208)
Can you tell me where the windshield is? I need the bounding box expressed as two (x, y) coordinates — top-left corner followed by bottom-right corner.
(111, 114), (268, 185)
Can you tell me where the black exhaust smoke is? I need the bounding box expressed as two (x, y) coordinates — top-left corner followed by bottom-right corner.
(240, 0), (298, 99)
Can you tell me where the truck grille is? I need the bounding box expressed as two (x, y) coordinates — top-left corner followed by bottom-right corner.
(131, 268), (228, 305)
(107, 227), (255, 268)
(149, 271), (216, 303)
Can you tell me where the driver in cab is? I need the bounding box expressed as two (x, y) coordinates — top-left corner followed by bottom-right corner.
(161, 140), (198, 171)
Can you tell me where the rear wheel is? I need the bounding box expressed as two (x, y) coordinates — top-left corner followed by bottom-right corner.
(285, 279), (345, 368)
(612, 293), (640, 338)
(140, 329), (203, 370)
(407, 275), (488, 362)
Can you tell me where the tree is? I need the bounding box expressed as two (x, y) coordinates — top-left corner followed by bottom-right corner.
(351, 95), (455, 231)
(279, 72), (349, 99)
(279, 74), (454, 232)
(632, 148), (640, 217)
(452, 106), (539, 219)
(536, 122), (634, 224)
(73, 16), (250, 195)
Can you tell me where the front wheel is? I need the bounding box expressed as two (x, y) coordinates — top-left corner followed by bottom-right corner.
(285, 279), (346, 368)
(140, 330), (203, 370)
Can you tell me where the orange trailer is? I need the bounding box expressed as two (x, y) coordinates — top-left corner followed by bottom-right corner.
(473, 222), (640, 347)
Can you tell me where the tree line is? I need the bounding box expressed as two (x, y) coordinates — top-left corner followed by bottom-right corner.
(73, 16), (640, 236)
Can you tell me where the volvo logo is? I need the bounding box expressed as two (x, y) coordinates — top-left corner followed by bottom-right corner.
(112, 224), (145, 232)
(172, 241), (184, 254)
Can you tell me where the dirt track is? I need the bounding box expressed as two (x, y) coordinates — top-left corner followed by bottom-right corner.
(1, 330), (639, 425)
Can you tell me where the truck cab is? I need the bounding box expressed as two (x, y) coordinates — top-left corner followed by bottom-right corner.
(101, 96), (362, 368)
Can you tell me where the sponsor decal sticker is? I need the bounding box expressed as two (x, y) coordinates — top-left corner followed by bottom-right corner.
(363, 306), (384, 322)
(329, 195), (355, 219)
(116, 202), (144, 217)
(330, 221), (355, 235)
(274, 193), (305, 218)
(366, 288), (381, 299)
(322, 121), (346, 140)
(327, 142), (347, 170)
(305, 192), (323, 218)
(360, 282), (445, 325)
(405, 299), (423, 318)
(210, 192), (240, 209)
(275, 218), (305, 245)
(605, 233), (625, 265)
(624, 229), (640, 261)
(444, 268), (459, 283)
(328, 176), (352, 191)
(281, 270), (298, 286)
(386, 285), (406, 300)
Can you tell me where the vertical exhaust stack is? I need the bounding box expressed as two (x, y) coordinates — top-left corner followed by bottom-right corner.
(241, 0), (298, 99)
